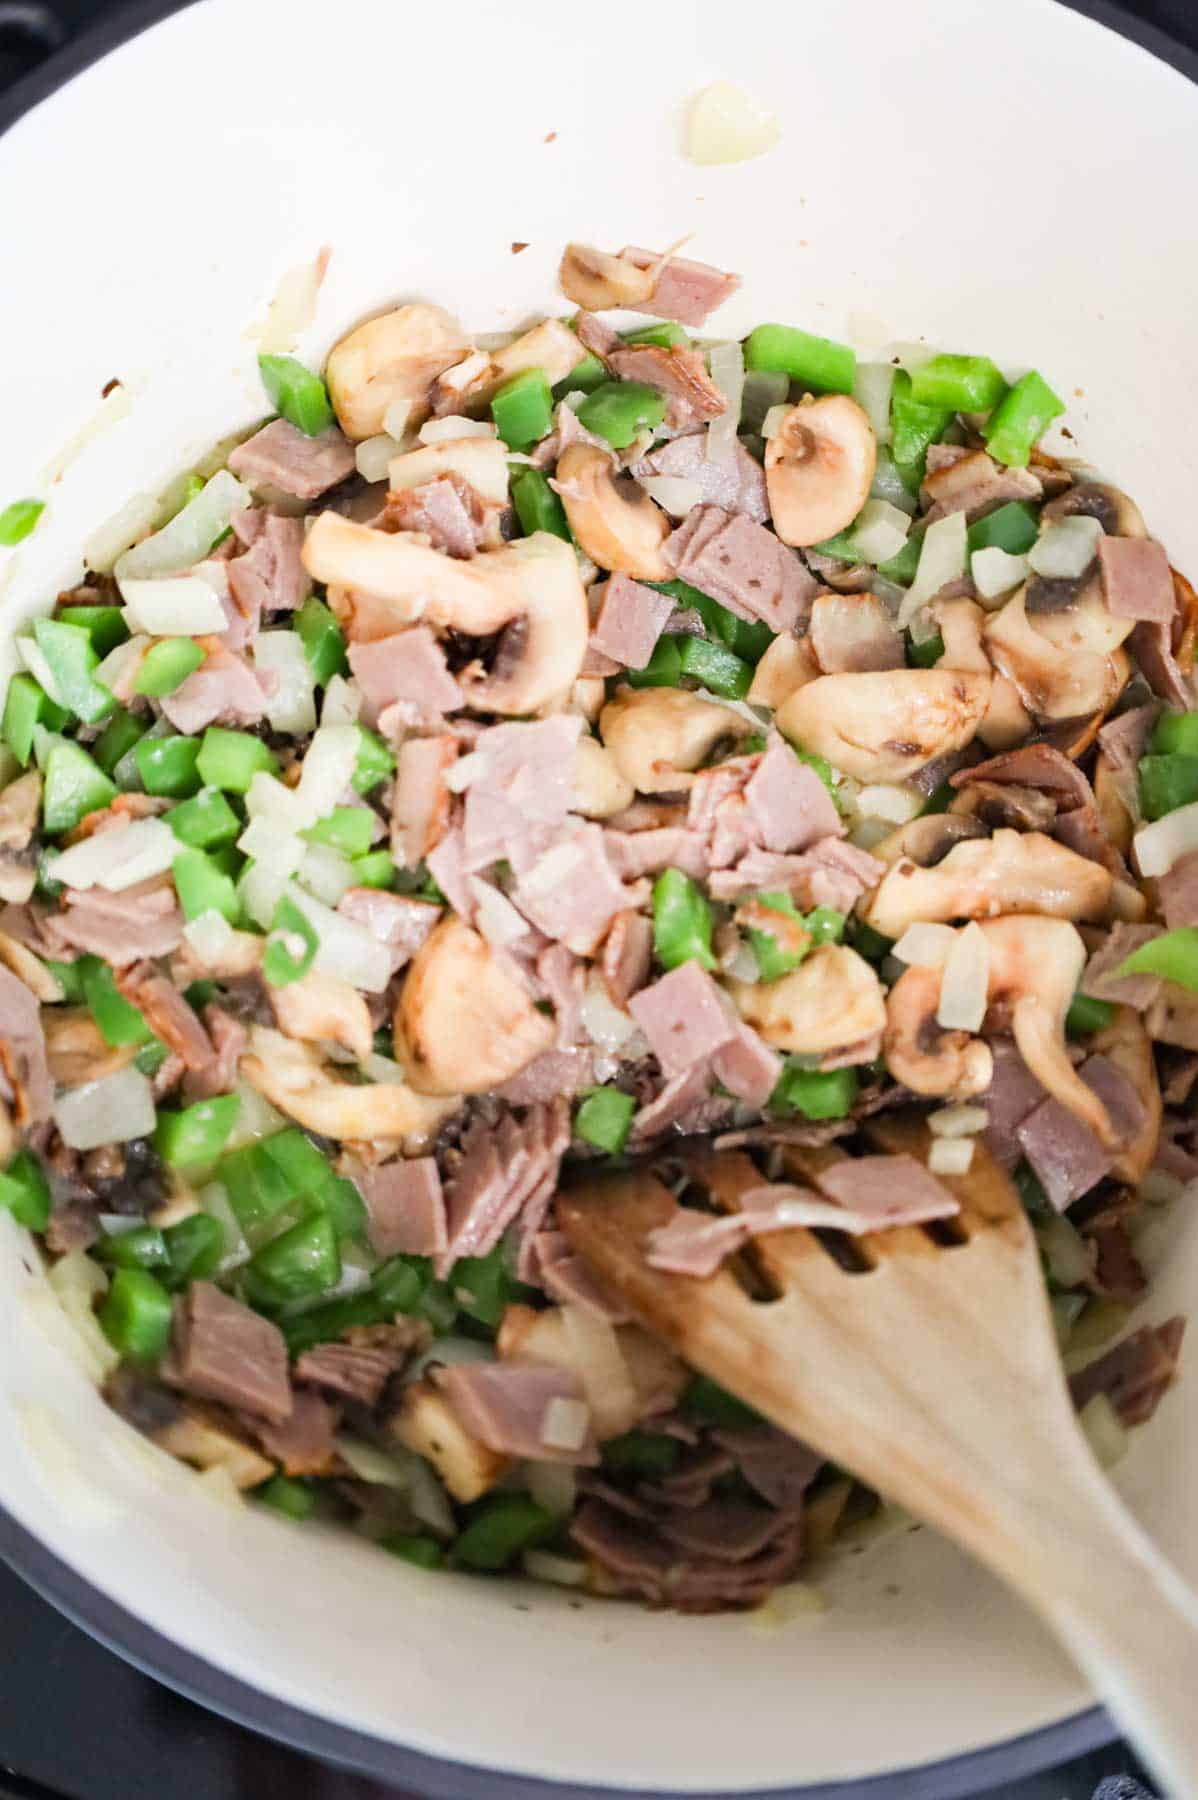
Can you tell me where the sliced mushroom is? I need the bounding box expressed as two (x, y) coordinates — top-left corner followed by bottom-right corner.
(555, 444), (671, 580)
(861, 829), (1113, 937)
(764, 395), (877, 547)
(599, 685), (752, 795)
(270, 969), (373, 1065)
(559, 243), (659, 312)
(949, 779), (1057, 833)
(1029, 577), (1135, 658)
(0, 770), (41, 850)
(388, 1380), (510, 1502)
(869, 812), (988, 868)
(430, 319), (589, 417)
(395, 916), (555, 1096)
(936, 596), (1032, 752)
(241, 1025), (452, 1139)
(44, 1008), (138, 1087)
(1090, 1006), (1161, 1188)
(0, 929), (63, 1003)
(387, 435), (511, 509)
(747, 631), (819, 708)
(1093, 752), (1136, 857)
(1042, 481), (1146, 538)
(983, 584), (1128, 722)
(727, 945), (886, 1056)
(304, 515), (588, 715)
(325, 303), (471, 440)
(776, 668), (991, 783)
(571, 734), (635, 818)
(171, 926), (265, 985)
(885, 915), (1116, 1140)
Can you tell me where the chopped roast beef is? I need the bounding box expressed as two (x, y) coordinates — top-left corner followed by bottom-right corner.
(633, 432), (769, 523)
(1069, 1318), (1185, 1426)
(171, 1282), (292, 1424)
(358, 1155), (447, 1257)
(228, 419), (356, 500)
(297, 1324), (424, 1408)
(437, 1360), (599, 1463)
(664, 506), (819, 632)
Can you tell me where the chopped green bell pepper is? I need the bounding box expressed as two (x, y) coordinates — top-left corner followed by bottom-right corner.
(625, 635), (683, 689)
(0, 498), (44, 545)
(1139, 754), (1198, 821)
(257, 1474), (318, 1520)
(135, 733), (202, 798)
(132, 637), (205, 698)
(984, 370), (1065, 468)
(81, 957), (152, 1046)
(162, 1212), (225, 1288)
(454, 1494), (555, 1571)
(491, 368), (554, 451)
(249, 1209), (341, 1302)
(602, 1429), (681, 1480)
(383, 1533), (443, 1567)
(195, 727), (277, 793)
(94, 1226), (170, 1273)
(889, 371), (953, 480)
(296, 596), (347, 684)
(907, 631), (945, 669)
(966, 500), (1041, 556)
(154, 1094), (240, 1167)
(576, 380), (667, 449)
(263, 892), (318, 987)
(908, 353), (1007, 413)
(98, 1268), (174, 1362)
(1115, 927), (1198, 992)
(172, 847), (241, 923)
(677, 633), (752, 699)
(167, 786), (240, 849)
(805, 905), (846, 944)
(621, 321), (689, 348)
(302, 807), (374, 857)
(511, 467), (571, 542)
(57, 604), (128, 658)
(347, 849), (395, 889)
(652, 867), (717, 972)
(2, 673), (67, 766)
(352, 726), (395, 795)
(454, 1242), (531, 1329)
(92, 707), (149, 777)
(574, 1085), (636, 1154)
(32, 618), (114, 724)
(258, 354), (335, 437)
(682, 1372), (762, 1428)
(1066, 992), (1117, 1038)
(648, 578), (773, 663)
(0, 1149), (51, 1230)
(1150, 711), (1198, 757)
(747, 891), (811, 982)
(771, 1062), (860, 1120)
(743, 322), (854, 395)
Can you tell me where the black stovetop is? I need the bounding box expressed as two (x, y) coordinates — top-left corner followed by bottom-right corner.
(0, 2), (1193, 1795)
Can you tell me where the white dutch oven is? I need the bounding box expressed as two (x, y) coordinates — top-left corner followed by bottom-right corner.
(1, 1), (1196, 1792)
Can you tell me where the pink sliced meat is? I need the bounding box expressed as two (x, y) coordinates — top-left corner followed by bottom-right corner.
(711, 1018), (782, 1110)
(1069, 1317), (1185, 1427)
(458, 716), (582, 875)
(1159, 850), (1198, 930)
(570, 1497), (801, 1613)
(161, 647), (273, 734)
(360, 1156), (447, 1257)
(607, 344), (726, 430)
(336, 888), (440, 975)
(590, 574), (677, 670)
(437, 1360), (599, 1464)
(601, 909), (653, 1005)
(227, 419), (356, 501)
(1098, 536), (1175, 622)
(632, 432), (769, 524)
(440, 1098), (569, 1272)
(664, 506), (818, 632)
(386, 474), (486, 558)
(950, 743), (1094, 813)
(390, 734), (457, 870)
(1087, 1222), (1147, 1300)
(495, 1048), (594, 1104)
(811, 1154), (960, 1224)
(603, 825), (711, 884)
(707, 840), (883, 911)
(687, 761), (757, 870)
(619, 247), (742, 328)
(656, 1497), (791, 1564)
(629, 963), (736, 1076)
(227, 510), (309, 646)
(1080, 923), (1164, 1011)
(810, 592), (904, 674)
(114, 962), (216, 1074)
(536, 941), (584, 1046)
(1013, 1052), (1143, 1212)
(184, 1005), (246, 1100)
(253, 1389), (339, 1476)
(709, 1426), (823, 1509)
(40, 877), (183, 966)
(1132, 617), (1193, 709)
(921, 450), (1042, 524)
(297, 1324), (420, 1408)
(424, 823), (472, 918)
(348, 628), (462, 721)
(171, 1282), (291, 1424)
(1097, 703), (1161, 771)
(981, 1039), (1047, 1168)
(574, 312), (622, 358)
(515, 824), (633, 955)
(0, 964), (51, 1127)
(628, 1066), (716, 1146)
(744, 735), (844, 853)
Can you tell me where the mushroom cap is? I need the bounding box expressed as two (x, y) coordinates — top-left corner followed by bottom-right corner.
(861, 828), (1114, 938)
(599, 685), (753, 794)
(776, 668), (992, 783)
(983, 584), (1128, 722)
(395, 916), (556, 1096)
(559, 243), (658, 312)
(764, 395), (877, 548)
(1042, 481), (1147, 538)
(728, 944), (886, 1054)
(325, 303), (471, 440)
(555, 444), (672, 580)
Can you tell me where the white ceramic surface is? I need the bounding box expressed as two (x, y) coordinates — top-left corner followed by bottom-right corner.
(0, 0), (1196, 1791)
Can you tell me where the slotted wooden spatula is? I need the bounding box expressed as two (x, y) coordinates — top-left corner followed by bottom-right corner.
(558, 1114), (1198, 1795)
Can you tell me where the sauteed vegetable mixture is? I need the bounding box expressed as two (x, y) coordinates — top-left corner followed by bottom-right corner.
(0, 241), (1192, 1608)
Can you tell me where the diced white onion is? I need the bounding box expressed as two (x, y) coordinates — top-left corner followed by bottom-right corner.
(44, 1251), (119, 1382)
(706, 339), (745, 465)
(726, 936), (760, 983)
(561, 1305), (638, 1440)
(900, 510), (968, 624)
(239, 852), (302, 929)
(520, 839), (585, 896)
(286, 885), (392, 992)
(298, 844), (356, 906)
(892, 922), (959, 968)
(54, 1065), (156, 1149)
(541, 1396), (591, 1452)
(852, 363), (894, 445)
(84, 492), (159, 574)
(183, 909), (237, 964)
(854, 782), (921, 824)
(970, 545), (1030, 601)
(255, 248), (330, 354)
(525, 1460), (578, 1517)
(115, 471), (250, 582)
(928, 1137), (974, 1176)
(850, 499), (910, 567)
(321, 674), (362, 727)
(936, 921), (990, 1032)
(418, 415), (496, 444)
(870, 456), (917, 515)
(335, 1434), (412, 1487)
(762, 403), (791, 441)
(468, 875), (529, 948)
(1079, 1392), (1128, 1470)
(1133, 799), (1198, 879)
(739, 370), (789, 434)
(847, 816), (894, 852)
(579, 976), (639, 1053)
(17, 637), (66, 708)
(360, 1052), (409, 1086)
(94, 634), (150, 695)
(1027, 515), (1103, 581)
(637, 474), (704, 516)
(298, 722), (362, 819)
(1038, 1214), (1094, 1287)
(523, 1548), (588, 1588)
(905, 604), (940, 646)
(222, 1078), (286, 1151)
(240, 795), (308, 850)
(383, 397), (414, 441)
(355, 434), (404, 483)
(119, 575), (227, 635)
(46, 818), (177, 892)
(254, 630), (317, 734)
(685, 79), (781, 166)
(928, 1104), (989, 1138)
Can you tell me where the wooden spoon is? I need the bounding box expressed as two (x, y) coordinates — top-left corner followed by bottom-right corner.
(558, 1114), (1198, 1795)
